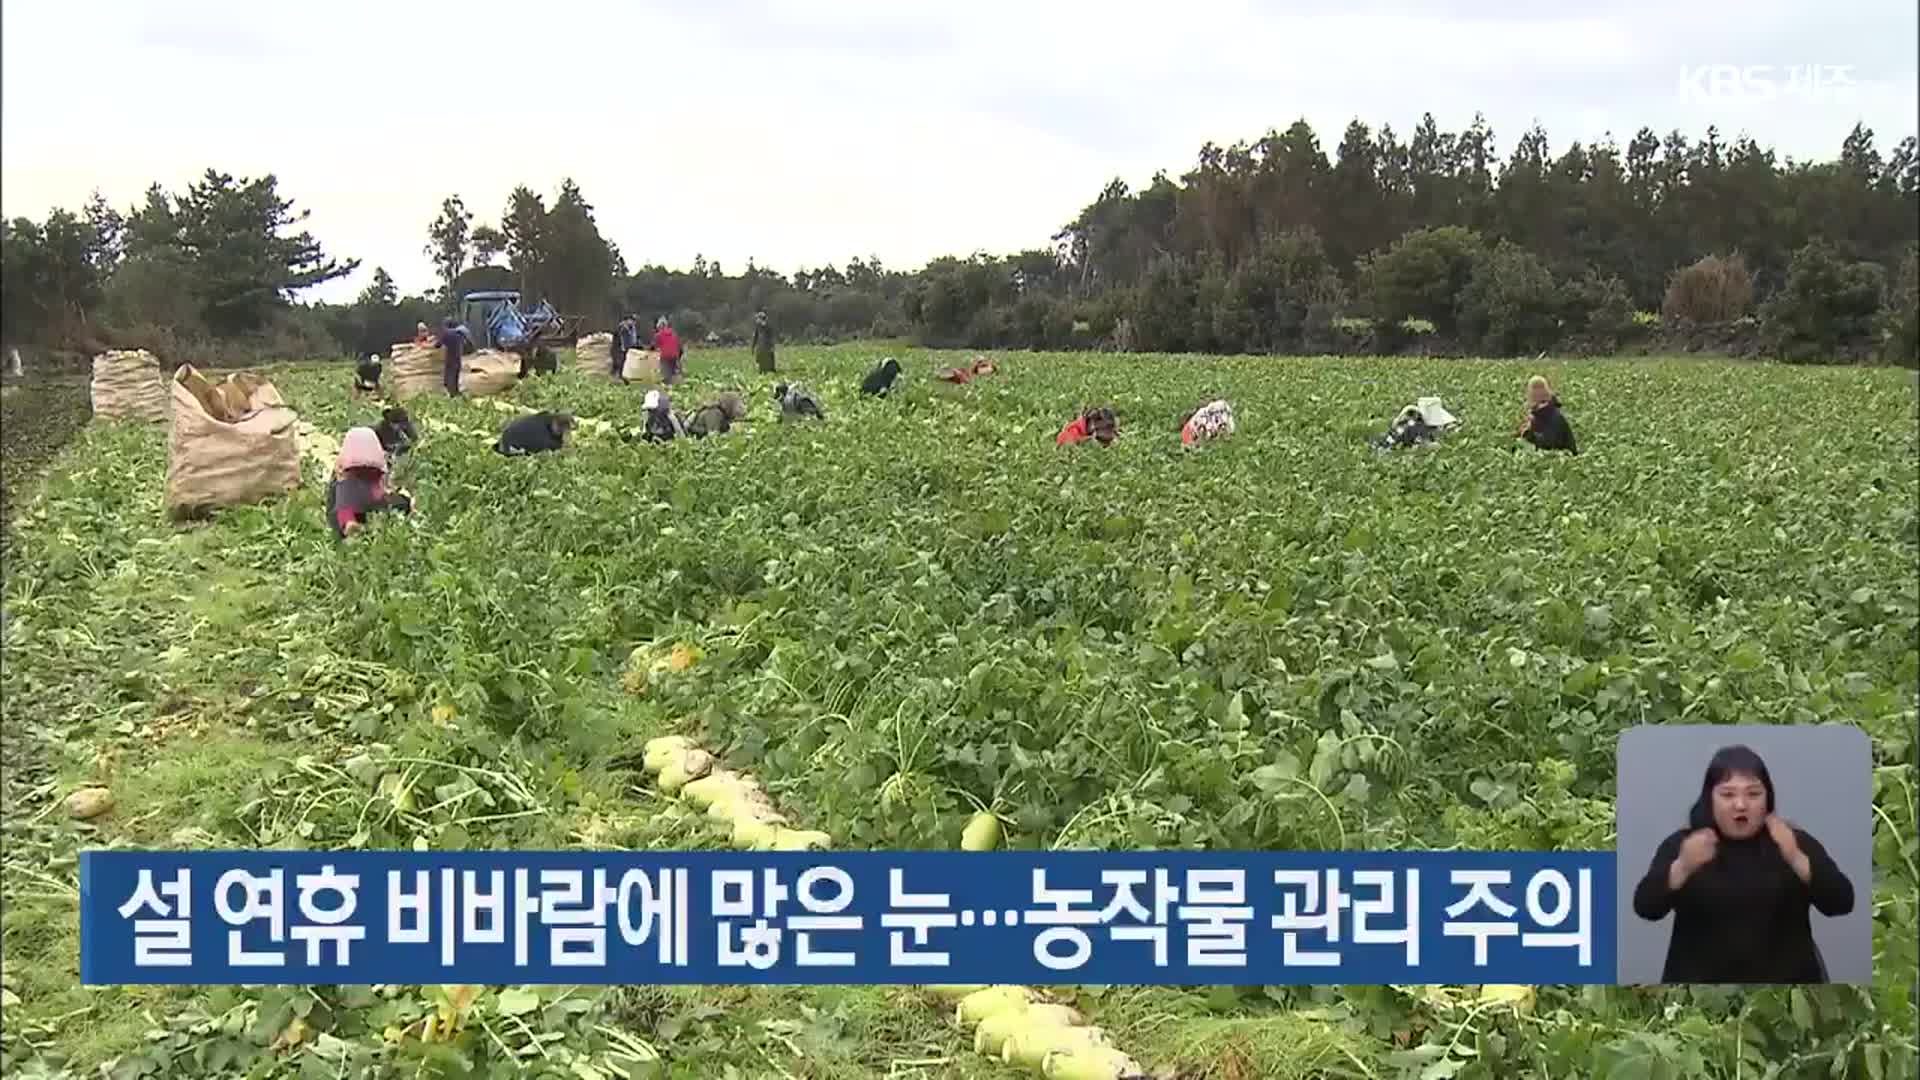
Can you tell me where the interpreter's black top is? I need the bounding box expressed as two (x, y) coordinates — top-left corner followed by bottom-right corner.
(495, 412), (565, 456)
(1522, 397), (1578, 453)
(439, 326), (470, 364)
(1632, 826), (1854, 983)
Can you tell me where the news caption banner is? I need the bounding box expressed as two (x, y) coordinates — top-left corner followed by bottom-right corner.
(82, 850), (1615, 986)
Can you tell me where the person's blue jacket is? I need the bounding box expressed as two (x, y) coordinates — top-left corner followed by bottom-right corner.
(439, 324), (473, 364)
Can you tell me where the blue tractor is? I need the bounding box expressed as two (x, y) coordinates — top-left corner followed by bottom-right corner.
(457, 290), (577, 377)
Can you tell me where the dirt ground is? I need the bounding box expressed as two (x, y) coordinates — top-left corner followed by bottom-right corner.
(0, 375), (93, 561)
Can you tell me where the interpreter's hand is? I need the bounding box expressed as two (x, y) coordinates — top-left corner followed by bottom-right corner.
(1765, 814), (1802, 859)
(1677, 827), (1718, 873)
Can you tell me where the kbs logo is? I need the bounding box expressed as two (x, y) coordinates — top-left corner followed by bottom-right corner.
(1677, 65), (1858, 105)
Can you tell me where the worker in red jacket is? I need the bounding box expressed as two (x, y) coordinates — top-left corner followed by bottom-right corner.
(1057, 406), (1118, 446)
(653, 317), (684, 385)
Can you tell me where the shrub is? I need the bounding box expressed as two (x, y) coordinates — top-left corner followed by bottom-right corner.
(1360, 226), (1486, 337)
(1456, 240), (1561, 356)
(1662, 254), (1754, 324)
(1226, 228), (1348, 353)
(1760, 240), (1887, 363)
(1883, 246), (1919, 368)
(1560, 271), (1637, 350)
(669, 308), (710, 342)
(1128, 258), (1198, 353)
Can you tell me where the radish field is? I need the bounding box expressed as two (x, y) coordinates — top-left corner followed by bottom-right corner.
(2, 346), (1916, 1080)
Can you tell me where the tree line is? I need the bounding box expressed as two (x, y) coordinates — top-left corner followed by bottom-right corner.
(3, 114), (1916, 369)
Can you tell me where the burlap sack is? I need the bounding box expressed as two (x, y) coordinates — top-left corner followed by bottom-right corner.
(90, 350), (168, 422)
(572, 333), (613, 375)
(164, 365), (302, 518)
(461, 350), (520, 397)
(387, 342), (442, 401)
(571, 334), (656, 381)
(389, 342), (520, 400)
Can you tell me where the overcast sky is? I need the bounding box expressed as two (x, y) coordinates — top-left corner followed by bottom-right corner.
(4, 0), (1914, 304)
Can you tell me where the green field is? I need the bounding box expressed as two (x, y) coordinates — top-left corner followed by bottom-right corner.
(2, 347), (1916, 1079)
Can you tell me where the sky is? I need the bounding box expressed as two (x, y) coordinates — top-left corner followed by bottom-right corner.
(3, 0), (1915, 304)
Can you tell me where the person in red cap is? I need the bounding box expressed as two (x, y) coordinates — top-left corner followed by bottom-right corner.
(654, 317), (684, 385)
(1057, 406), (1118, 446)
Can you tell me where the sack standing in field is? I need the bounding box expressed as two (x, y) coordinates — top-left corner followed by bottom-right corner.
(385, 341), (519, 401)
(89, 349), (168, 423)
(572, 332), (656, 381)
(163, 365), (302, 519)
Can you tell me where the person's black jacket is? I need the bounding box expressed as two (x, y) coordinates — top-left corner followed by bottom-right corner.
(374, 409), (417, 456)
(1522, 397), (1578, 453)
(642, 407), (685, 443)
(439, 325), (472, 364)
(495, 412), (568, 456)
(860, 358), (902, 396)
(1632, 821), (1854, 983)
(354, 356), (382, 390)
(326, 472), (411, 540)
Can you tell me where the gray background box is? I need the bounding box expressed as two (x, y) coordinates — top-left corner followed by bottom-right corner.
(1615, 724), (1873, 985)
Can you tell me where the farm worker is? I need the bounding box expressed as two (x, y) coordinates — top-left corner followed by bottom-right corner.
(1372, 397), (1458, 451)
(774, 382), (826, 421)
(437, 317), (473, 397)
(936, 356), (995, 385)
(352, 353), (383, 399)
(1517, 375), (1578, 453)
(374, 406), (418, 458)
(1057, 406), (1118, 446)
(686, 392), (746, 437)
(412, 321), (435, 347)
(641, 389), (687, 442)
(494, 411), (576, 456)
(1180, 399), (1235, 446)
(327, 427), (413, 539)
(616, 314), (647, 382)
(1631, 744), (1853, 983)
(752, 310), (776, 373)
(654, 317), (685, 385)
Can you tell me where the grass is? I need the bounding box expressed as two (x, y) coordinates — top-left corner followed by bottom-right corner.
(2, 345), (1916, 1079)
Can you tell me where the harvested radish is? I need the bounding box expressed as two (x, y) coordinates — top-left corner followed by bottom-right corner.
(924, 985), (988, 1001)
(955, 986), (1030, 1026)
(1042, 1045), (1144, 1080)
(642, 736), (692, 774)
(768, 828), (830, 851)
(682, 772), (745, 809)
(973, 1004), (1081, 1055)
(657, 749), (713, 794)
(961, 810), (1002, 851)
(730, 816), (779, 849)
(1004, 1024), (1107, 1070)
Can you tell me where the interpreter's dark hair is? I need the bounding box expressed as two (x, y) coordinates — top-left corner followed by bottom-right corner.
(1687, 744), (1776, 830)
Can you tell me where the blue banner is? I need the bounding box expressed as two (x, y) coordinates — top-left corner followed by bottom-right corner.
(80, 850), (1615, 986)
